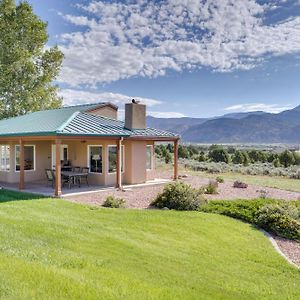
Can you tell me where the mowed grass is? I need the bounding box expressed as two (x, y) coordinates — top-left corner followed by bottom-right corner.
(0, 191), (299, 299)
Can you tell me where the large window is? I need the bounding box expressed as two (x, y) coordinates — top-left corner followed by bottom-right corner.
(51, 144), (68, 168)
(146, 145), (153, 170)
(0, 145), (10, 171)
(15, 145), (35, 171)
(108, 145), (124, 173)
(88, 146), (102, 173)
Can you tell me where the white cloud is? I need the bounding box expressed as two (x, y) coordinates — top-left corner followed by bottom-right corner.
(57, 0), (300, 86)
(59, 89), (162, 107)
(225, 103), (294, 113)
(59, 89), (185, 119)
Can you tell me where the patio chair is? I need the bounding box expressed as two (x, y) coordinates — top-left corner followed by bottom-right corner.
(80, 167), (89, 186)
(72, 166), (81, 172)
(45, 169), (55, 187)
(62, 174), (74, 189)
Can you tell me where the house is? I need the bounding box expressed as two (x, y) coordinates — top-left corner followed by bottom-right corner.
(0, 101), (179, 196)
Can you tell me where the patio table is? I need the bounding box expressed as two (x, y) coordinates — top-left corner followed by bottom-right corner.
(61, 171), (87, 188)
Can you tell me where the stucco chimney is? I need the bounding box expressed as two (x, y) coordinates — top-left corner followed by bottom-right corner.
(125, 100), (146, 130)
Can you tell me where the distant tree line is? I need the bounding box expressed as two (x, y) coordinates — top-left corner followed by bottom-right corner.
(155, 144), (300, 168)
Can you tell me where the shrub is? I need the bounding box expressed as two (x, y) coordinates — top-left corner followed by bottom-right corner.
(233, 181), (248, 189)
(200, 199), (300, 241)
(272, 158), (281, 168)
(103, 196), (126, 208)
(204, 180), (218, 194)
(216, 176), (224, 183)
(256, 189), (268, 199)
(200, 199), (276, 223)
(164, 151), (172, 164)
(232, 150), (244, 165)
(151, 181), (207, 211)
(255, 204), (300, 240)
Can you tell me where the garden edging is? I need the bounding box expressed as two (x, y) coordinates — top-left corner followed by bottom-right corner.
(261, 229), (300, 269)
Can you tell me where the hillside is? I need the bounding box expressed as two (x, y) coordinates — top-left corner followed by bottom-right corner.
(147, 105), (300, 143)
(1, 194), (299, 299)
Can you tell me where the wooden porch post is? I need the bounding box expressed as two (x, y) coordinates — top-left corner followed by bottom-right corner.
(116, 138), (122, 189)
(19, 139), (25, 190)
(55, 139), (62, 197)
(173, 139), (179, 180)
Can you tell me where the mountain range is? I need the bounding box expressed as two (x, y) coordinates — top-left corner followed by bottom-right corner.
(147, 105), (300, 143)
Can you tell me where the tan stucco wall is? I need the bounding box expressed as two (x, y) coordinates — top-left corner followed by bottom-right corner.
(123, 140), (147, 184)
(0, 141), (52, 183)
(88, 106), (117, 119)
(66, 140), (124, 186)
(0, 138), (155, 186)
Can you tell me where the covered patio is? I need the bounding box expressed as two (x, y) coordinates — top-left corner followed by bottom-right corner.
(0, 135), (179, 197)
(0, 102), (179, 197)
(0, 177), (172, 197)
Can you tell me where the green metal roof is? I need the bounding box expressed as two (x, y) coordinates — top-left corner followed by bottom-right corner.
(0, 104), (178, 139)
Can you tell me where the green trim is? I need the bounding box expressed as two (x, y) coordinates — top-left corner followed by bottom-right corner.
(0, 131), (56, 137)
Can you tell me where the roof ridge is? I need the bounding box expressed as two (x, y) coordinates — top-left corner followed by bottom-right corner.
(56, 111), (80, 133)
(80, 112), (124, 123)
(61, 102), (104, 109)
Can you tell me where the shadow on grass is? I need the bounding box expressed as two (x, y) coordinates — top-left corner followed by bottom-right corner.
(0, 188), (47, 203)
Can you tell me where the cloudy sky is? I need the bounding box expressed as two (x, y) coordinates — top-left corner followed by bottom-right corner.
(26, 0), (300, 118)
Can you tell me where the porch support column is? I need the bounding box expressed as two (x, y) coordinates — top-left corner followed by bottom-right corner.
(116, 137), (122, 189)
(19, 138), (25, 190)
(173, 139), (179, 180)
(55, 139), (62, 197)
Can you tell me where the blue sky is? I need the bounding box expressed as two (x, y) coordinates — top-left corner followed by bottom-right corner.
(25, 0), (300, 118)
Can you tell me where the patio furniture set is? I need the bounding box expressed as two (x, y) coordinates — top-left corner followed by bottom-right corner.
(45, 166), (89, 189)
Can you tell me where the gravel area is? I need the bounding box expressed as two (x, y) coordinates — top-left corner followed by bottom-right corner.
(65, 171), (300, 267)
(66, 171), (300, 208)
(272, 236), (300, 268)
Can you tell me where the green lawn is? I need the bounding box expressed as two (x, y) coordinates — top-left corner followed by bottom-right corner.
(0, 190), (299, 299)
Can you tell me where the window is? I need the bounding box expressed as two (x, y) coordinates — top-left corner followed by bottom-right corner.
(15, 145), (35, 171)
(88, 146), (102, 173)
(108, 145), (124, 173)
(0, 145), (10, 171)
(146, 145), (153, 170)
(51, 145), (68, 168)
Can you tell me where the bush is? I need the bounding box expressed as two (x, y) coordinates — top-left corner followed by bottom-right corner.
(204, 180), (218, 194)
(255, 204), (300, 240)
(200, 199), (276, 223)
(151, 181), (207, 211)
(103, 196), (126, 208)
(164, 151), (172, 164)
(216, 176), (224, 183)
(256, 189), (268, 199)
(200, 199), (300, 241)
(233, 181), (248, 188)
